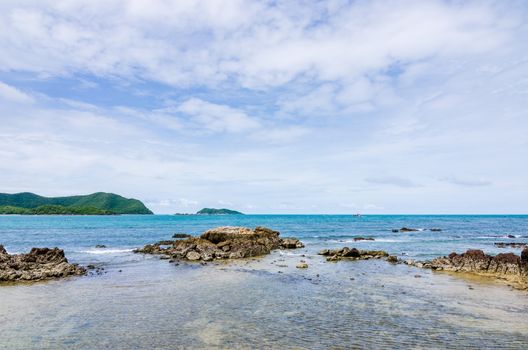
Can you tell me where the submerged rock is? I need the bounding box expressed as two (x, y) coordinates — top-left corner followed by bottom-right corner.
(135, 226), (304, 262)
(399, 227), (419, 232)
(353, 237), (375, 241)
(495, 242), (527, 248)
(95, 244), (107, 248)
(318, 247), (389, 262)
(0, 245), (86, 282)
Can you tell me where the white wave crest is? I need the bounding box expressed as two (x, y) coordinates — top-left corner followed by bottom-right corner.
(79, 248), (133, 255)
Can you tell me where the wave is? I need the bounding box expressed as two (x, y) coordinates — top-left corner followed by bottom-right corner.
(78, 248), (133, 255)
(325, 238), (407, 243)
(475, 235), (522, 239)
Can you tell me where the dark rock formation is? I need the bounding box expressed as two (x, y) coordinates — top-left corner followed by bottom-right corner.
(318, 247), (389, 262)
(430, 228), (442, 232)
(494, 242), (527, 248)
(387, 255), (398, 263)
(135, 226), (304, 262)
(279, 237), (305, 249)
(95, 244), (107, 248)
(353, 237), (375, 241)
(0, 246), (86, 282)
(399, 227), (419, 232)
(172, 233), (192, 239)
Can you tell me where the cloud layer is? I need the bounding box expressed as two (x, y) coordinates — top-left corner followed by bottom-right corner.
(0, 0), (527, 213)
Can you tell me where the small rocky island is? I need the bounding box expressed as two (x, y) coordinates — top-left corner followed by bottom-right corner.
(0, 246), (86, 282)
(135, 226), (304, 261)
(196, 208), (243, 215)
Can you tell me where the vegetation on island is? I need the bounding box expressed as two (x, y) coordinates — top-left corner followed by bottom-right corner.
(0, 205), (114, 215)
(196, 208), (244, 215)
(0, 192), (153, 215)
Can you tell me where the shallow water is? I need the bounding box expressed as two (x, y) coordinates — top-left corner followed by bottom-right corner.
(1, 215), (527, 349)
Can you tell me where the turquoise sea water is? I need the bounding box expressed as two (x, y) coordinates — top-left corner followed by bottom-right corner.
(1, 215), (527, 349)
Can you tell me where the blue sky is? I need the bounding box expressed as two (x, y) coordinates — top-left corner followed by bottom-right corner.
(0, 0), (527, 214)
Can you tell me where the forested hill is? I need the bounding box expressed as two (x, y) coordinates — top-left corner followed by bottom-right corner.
(0, 192), (153, 215)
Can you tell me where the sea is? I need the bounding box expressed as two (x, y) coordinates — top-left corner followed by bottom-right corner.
(0, 215), (527, 349)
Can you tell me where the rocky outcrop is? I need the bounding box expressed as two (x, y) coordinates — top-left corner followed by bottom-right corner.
(135, 226), (304, 262)
(410, 249), (528, 290)
(279, 237), (305, 249)
(318, 247), (389, 261)
(0, 245), (86, 282)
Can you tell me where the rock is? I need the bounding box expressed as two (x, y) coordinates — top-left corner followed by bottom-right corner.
(521, 248), (528, 260)
(186, 251), (201, 261)
(353, 237), (375, 241)
(494, 242), (527, 248)
(391, 229), (399, 233)
(173, 233), (192, 239)
(507, 235), (516, 239)
(430, 228), (442, 232)
(387, 255), (398, 263)
(317, 247), (388, 262)
(296, 262), (309, 269)
(0, 247), (86, 282)
(280, 237), (305, 249)
(342, 247), (360, 258)
(318, 249), (331, 256)
(95, 244), (107, 248)
(399, 227), (419, 232)
(135, 226), (304, 262)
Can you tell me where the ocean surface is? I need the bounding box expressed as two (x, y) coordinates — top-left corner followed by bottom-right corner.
(1, 215), (527, 349)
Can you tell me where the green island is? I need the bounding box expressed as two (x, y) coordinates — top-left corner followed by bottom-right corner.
(0, 192), (153, 215)
(196, 208), (244, 215)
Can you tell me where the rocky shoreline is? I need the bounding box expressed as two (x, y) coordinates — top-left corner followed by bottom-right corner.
(0, 246), (86, 282)
(2, 224), (527, 291)
(397, 248), (528, 290)
(315, 245), (528, 290)
(135, 226), (304, 262)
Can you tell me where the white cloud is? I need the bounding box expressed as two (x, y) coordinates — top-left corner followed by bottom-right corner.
(177, 98), (260, 133)
(0, 81), (34, 103)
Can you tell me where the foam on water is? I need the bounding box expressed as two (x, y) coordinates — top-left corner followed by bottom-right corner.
(78, 248), (134, 255)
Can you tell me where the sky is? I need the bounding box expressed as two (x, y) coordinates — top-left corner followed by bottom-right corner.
(0, 0), (527, 214)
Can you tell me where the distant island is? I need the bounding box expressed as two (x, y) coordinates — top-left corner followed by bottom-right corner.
(197, 208), (244, 215)
(0, 192), (153, 215)
(175, 208), (244, 215)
